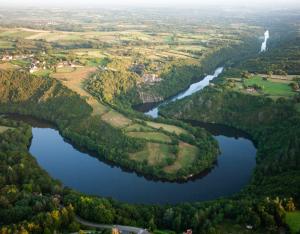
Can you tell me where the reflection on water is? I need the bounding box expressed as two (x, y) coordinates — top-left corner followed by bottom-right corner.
(27, 121), (256, 204)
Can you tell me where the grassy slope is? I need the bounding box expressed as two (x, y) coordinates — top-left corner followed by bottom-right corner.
(51, 66), (204, 176)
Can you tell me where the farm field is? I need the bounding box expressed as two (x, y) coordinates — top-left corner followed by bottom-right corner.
(164, 142), (198, 173)
(129, 142), (174, 165)
(127, 131), (172, 143)
(146, 121), (188, 135)
(228, 75), (298, 99)
(244, 76), (295, 97)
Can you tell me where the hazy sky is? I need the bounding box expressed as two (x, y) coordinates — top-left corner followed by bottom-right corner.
(1, 0), (299, 8)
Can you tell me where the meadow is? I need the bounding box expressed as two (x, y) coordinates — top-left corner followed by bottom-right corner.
(244, 75), (296, 97)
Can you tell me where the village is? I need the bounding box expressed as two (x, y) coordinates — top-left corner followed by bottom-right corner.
(1, 52), (85, 74)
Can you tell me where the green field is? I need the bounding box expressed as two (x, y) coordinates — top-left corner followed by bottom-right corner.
(244, 76), (296, 97)
(127, 131), (172, 143)
(124, 123), (153, 132)
(129, 142), (174, 166)
(285, 211), (300, 233)
(164, 142), (198, 173)
(146, 121), (188, 135)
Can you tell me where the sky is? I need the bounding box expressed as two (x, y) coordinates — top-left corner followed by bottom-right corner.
(1, 0), (299, 8)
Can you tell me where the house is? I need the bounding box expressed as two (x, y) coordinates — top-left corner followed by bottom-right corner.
(142, 73), (162, 83)
(246, 87), (256, 93)
(30, 65), (39, 73)
(1, 55), (13, 61)
(29, 61), (40, 73)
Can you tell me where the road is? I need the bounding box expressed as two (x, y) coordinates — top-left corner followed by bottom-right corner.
(75, 215), (150, 234)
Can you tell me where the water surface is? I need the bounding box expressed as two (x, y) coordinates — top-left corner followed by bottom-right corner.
(29, 123), (256, 204)
(144, 67), (224, 118)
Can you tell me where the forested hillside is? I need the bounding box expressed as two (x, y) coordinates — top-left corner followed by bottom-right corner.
(0, 68), (220, 181)
(161, 86), (300, 202)
(0, 118), (79, 233)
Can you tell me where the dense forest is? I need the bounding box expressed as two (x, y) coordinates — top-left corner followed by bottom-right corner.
(0, 118), (79, 233)
(0, 119), (297, 233)
(160, 80), (300, 230)
(1, 69), (299, 234)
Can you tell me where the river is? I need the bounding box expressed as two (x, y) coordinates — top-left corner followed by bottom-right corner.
(143, 30), (269, 118)
(6, 32), (271, 204)
(144, 67), (224, 118)
(13, 116), (256, 204)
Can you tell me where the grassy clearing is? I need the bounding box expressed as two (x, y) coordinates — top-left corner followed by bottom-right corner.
(244, 76), (295, 97)
(146, 121), (188, 135)
(129, 142), (174, 166)
(51, 66), (108, 115)
(164, 142), (198, 173)
(0, 126), (13, 133)
(101, 109), (132, 128)
(285, 211), (300, 234)
(124, 123), (153, 132)
(127, 131), (172, 143)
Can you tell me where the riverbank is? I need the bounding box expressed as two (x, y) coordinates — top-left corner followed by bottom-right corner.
(0, 67), (220, 182)
(160, 84), (300, 200)
(25, 118), (255, 204)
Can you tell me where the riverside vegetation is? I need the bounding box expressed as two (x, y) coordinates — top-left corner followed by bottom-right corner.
(1, 7), (300, 234)
(0, 117), (298, 234)
(160, 28), (300, 233)
(0, 68), (219, 181)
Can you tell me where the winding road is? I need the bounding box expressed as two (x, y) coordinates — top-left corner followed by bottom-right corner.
(75, 215), (150, 234)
